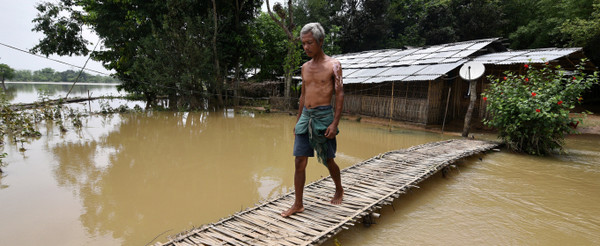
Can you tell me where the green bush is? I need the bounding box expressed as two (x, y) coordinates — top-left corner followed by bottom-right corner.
(483, 60), (599, 155)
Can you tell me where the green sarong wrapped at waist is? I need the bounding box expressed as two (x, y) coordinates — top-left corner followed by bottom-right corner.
(294, 105), (338, 165)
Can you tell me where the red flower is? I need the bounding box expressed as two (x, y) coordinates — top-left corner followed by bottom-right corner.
(558, 100), (563, 105)
(524, 64), (529, 68)
(536, 109), (541, 113)
(503, 76), (507, 80)
(573, 77), (577, 80)
(483, 97), (487, 101)
(525, 78), (529, 82)
(578, 97), (583, 101)
(531, 92), (536, 97)
(545, 62), (549, 65)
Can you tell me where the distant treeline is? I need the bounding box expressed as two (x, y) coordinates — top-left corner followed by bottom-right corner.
(10, 68), (120, 83)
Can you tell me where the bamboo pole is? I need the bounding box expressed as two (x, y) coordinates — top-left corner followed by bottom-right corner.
(389, 81), (395, 131)
(441, 87), (452, 134)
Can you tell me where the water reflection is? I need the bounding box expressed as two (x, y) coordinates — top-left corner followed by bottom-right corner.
(49, 111), (297, 245)
(5, 82), (124, 104)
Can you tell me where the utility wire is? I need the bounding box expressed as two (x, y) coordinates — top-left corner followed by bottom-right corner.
(65, 39), (101, 99)
(0, 41), (109, 76)
(1, 40), (382, 101)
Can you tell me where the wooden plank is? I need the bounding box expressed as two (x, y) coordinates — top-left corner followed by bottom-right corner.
(256, 209), (323, 236)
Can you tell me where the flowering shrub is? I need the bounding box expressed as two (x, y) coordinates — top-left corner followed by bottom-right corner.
(483, 60), (599, 155)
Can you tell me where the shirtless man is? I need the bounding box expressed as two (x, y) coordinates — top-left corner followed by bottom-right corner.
(281, 22), (344, 217)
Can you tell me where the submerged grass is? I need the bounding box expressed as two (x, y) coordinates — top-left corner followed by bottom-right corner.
(0, 89), (143, 169)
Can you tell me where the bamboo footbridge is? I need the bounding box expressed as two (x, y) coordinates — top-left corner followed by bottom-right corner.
(159, 139), (500, 246)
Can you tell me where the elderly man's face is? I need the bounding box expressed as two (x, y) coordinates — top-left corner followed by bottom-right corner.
(301, 32), (321, 57)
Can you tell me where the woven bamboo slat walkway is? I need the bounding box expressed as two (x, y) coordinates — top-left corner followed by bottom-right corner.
(158, 139), (500, 246)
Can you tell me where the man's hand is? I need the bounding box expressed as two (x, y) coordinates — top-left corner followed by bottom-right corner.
(324, 124), (337, 139)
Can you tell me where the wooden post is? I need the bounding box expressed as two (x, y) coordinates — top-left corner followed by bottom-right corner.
(87, 90), (91, 112)
(462, 79), (477, 137)
(389, 81), (395, 131)
(441, 87), (451, 134)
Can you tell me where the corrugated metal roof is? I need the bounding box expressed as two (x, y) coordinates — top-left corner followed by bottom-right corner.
(334, 38), (500, 84)
(331, 38), (583, 84)
(473, 48), (582, 65)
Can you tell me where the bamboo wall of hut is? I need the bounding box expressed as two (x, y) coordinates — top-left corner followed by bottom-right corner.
(343, 81), (432, 124)
(341, 74), (493, 126)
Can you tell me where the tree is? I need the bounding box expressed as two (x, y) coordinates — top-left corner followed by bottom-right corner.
(483, 61), (599, 155)
(266, 0), (302, 109)
(419, 0), (505, 45)
(13, 70), (33, 82)
(247, 13), (289, 81)
(31, 0), (260, 109)
(419, 2), (458, 45)
(449, 0), (505, 41)
(0, 64), (15, 91)
(32, 67), (57, 82)
(334, 0), (392, 52)
(560, 2), (600, 65)
(387, 0), (428, 48)
(506, 0), (600, 65)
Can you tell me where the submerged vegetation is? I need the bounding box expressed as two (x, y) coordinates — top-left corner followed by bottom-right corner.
(0, 89), (142, 168)
(483, 60), (600, 155)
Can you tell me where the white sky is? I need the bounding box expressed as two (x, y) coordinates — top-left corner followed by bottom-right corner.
(0, 0), (111, 74)
(0, 0), (285, 75)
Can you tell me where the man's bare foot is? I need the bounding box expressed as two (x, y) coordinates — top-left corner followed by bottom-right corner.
(330, 190), (343, 205)
(281, 205), (304, 217)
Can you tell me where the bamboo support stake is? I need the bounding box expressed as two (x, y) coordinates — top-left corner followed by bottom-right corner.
(442, 87), (451, 134)
(389, 81), (395, 131)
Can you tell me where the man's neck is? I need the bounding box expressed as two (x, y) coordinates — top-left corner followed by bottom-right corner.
(311, 50), (327, 63)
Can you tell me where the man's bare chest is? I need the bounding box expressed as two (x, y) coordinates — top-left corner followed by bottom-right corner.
(303, 66), (333, 83)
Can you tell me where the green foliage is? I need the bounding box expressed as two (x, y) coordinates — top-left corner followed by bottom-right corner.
(420, 0), (505, 45)
(30, 1), (90, 56)
(10, 69), (119, 83)
(507, 0), (600, 64)
(0, 64), (16, 81)
(387, 0), (429, 47)
(31, 0), (261, 108)
(247, 13), (288, 80)
(483, 60), (600, 155)
(560, 2), (600, 65)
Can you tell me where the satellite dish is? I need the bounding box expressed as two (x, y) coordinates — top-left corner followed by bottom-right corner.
(459, 61), (485, 81)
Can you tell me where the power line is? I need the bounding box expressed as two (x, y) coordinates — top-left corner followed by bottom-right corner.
(0, 41), (110, 76)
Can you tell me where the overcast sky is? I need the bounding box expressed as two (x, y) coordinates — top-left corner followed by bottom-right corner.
(0, 0), (284, 75)
(0, 0), (111, 74)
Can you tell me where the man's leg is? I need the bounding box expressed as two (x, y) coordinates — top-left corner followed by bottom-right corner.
(281, 156), (308, 217)
(326, 158), (344, 204)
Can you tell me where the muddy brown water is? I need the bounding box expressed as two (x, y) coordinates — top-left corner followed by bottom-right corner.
(1, 84), (599, 245)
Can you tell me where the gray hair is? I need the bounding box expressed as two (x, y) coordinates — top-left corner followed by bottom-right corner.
(301, 22), (325, 44)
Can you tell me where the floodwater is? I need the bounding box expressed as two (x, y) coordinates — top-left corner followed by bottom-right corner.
(4, 82), (126, 104)
(1, 84), (599, 245)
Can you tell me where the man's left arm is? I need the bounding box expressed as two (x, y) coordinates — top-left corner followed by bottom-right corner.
(325, 60), (344, 139)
